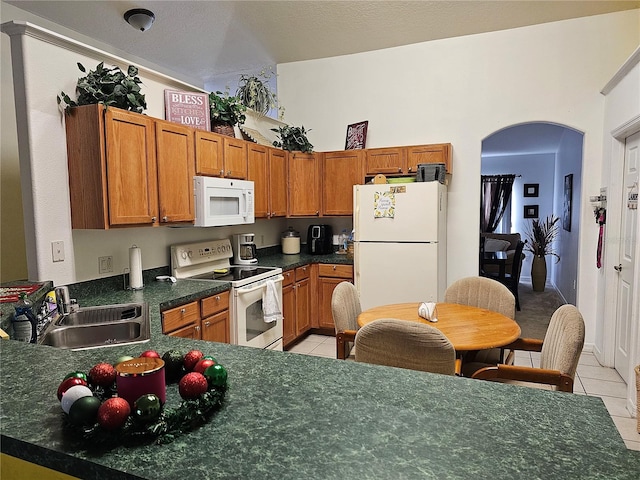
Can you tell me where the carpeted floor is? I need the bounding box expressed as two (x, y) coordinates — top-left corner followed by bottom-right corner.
(515, 280), (566, 340)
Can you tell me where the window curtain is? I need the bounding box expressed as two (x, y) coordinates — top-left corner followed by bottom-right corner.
(480, 175), (515, 233)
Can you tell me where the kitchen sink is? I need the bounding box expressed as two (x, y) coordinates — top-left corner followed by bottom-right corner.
(39, 303), (150, 350)
(55, 304), (144, 326)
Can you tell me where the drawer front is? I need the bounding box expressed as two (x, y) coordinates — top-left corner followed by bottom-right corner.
(162, 301), (200, 333)
(318, 264), (353, 279)
(295, 265), (311, 281)
(201, 291), (230, 318)
(282, 269), (295, 287)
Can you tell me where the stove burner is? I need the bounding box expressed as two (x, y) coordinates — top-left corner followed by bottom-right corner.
(191, 266), (277, 282)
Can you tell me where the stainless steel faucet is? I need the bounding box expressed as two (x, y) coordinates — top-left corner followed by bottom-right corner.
(54, 286), (77, 314)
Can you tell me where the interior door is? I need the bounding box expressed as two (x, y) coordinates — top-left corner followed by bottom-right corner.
(614, 130), (639, 379)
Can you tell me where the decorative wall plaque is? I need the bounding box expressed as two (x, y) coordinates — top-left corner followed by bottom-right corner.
(164, 90), (210, 131)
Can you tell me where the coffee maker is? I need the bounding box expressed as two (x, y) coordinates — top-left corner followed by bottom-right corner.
(232, 233), (258, 265)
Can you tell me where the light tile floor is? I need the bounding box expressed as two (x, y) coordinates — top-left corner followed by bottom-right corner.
(288, 334), (640, 451)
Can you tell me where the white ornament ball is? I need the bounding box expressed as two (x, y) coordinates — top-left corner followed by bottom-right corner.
(60, 385), (93, 414)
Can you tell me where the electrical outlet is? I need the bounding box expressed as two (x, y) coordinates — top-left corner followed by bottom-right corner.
(99, 256), (113, 274)
(52, 241), (64, 262)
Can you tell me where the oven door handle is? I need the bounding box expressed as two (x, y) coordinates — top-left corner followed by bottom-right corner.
(236, 275), (284, 295)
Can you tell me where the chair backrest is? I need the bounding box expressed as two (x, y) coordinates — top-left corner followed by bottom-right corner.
(508, 240), (526, 282)
(540, 304), (585, 383)
(355, 318), (456, 375)
(331, 281), (361, 334)
(444, 276), (515, 319)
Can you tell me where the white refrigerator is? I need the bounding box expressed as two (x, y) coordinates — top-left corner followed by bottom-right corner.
(353, 181), (447, 310)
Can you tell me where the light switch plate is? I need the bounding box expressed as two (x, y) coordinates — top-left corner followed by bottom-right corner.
(52, 241), (64, 262)
(99, 256), (113, 274)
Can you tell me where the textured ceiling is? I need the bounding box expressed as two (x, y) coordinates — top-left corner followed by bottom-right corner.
(5, 0), (639, 87)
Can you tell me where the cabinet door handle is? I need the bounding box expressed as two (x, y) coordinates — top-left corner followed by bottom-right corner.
(162, 216), (168, 222)
(315, 211), (319, 215)
(333, 265), (337, 270)
(408, 167), (413, 172)
(204, 321), (211, 327)
(227, 170), (231, 176)
(219, 169), (224, 176)
(195, 326), (200, 332)
(180, 308), (186, 314)
(398, 167), (402, 172)
(151, 216), (157, 223)
(215, 295), (220, 301)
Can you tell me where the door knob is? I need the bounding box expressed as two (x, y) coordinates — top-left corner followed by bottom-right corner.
(614, 264), (622, 272)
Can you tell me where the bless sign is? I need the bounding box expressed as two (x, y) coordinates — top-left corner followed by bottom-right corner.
(164, 90), (211, 131)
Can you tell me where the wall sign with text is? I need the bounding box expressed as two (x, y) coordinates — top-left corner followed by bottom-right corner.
(164, 90), (211, 131)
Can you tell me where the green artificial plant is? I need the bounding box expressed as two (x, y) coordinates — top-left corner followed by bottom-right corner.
(236, 68), (278, 116)
(57, 62), (147, 113)
(271, 125), (313, 153)
(209, 90), (247, 127)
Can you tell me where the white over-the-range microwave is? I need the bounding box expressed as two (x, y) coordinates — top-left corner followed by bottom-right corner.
(194, 176), (255, 227)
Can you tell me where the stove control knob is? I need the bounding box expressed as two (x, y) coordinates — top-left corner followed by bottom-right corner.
(180, 250), (188, 260)
(186, 250), (193, 258)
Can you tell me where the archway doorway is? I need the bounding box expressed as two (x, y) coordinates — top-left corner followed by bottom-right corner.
(481, 122), (583, 305)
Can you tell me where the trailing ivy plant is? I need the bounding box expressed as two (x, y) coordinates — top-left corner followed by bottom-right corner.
(57, 62), (147, 113)
(209, 90), (246, 127)
(236, 68), (278, 116)
(271, 125), (313, 153)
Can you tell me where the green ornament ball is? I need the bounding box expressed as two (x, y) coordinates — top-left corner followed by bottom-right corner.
(202, 355), (217, 363)
(133, 394), (162, 422)
(63, 371), (88, 382)
(68, 395), (101, 426)
(204, 364), (228, 388)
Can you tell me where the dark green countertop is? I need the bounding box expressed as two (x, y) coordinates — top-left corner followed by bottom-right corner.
(2, 254), (639, 479)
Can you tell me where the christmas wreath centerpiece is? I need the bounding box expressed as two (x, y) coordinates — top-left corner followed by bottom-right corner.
(56, 349), (228, 448)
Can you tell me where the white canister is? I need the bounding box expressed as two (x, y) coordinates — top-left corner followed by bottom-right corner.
(281, 227), (301, 255)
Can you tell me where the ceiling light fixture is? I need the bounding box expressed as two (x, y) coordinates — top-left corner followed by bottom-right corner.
(124, 8), (155, 32)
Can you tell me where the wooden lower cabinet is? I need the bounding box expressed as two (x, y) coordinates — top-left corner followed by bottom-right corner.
(282, 265), (311, 348)
(162, 291), (230, 343)
(317, 264), (354, 330)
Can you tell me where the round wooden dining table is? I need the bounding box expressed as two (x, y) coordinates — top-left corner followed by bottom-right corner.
(357, 302), (521, 352)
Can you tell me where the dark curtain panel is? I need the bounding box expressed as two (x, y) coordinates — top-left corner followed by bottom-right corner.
(480, 175), (515, 233)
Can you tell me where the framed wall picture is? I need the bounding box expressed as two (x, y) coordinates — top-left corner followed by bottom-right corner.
(345, 121), (368, 150)
(164, 90), (211, 131)
(524, 205), (539, 218)
(524, 183), (539, 197)
(563, 174), (573, 231)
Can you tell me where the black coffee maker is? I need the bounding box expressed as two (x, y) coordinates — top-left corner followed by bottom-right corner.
(307, 225), (333, 254)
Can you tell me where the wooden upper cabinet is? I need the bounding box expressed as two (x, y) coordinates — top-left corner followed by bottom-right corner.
(322, 150), (364, 216)
(65, 104), (158, 229)
(364, 147), (405, 175)
(268, 148), (287, 218)
(288, 151), (320, 217)
(223, 137), (248, 179)
(248, 144), (269, 218)
(248, 145), (287, 219)
(155, 120), (195, 224)
(194, 130), (225, 176)
(194, 131), (247, 179)
(406, 143), (452, 174)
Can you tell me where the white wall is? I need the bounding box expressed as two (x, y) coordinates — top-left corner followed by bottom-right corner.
(277, 11), (640, 350)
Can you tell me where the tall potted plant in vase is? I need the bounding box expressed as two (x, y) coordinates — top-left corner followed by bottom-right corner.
(524, 215), (560, 292)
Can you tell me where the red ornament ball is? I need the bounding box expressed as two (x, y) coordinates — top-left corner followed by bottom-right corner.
(183, 350), (204, 371)
(57, 376), (88, 401)
(193, 358), (216, 374)
(97, 397), (131, 430)
(140, 350), (161, 358)
(179, 372), (208, 399)
(89, 362), (117, 387)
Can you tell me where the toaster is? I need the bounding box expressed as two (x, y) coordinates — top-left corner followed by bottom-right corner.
(307, 224), (333, 254)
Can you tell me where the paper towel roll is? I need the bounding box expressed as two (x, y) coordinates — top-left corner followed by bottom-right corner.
(129, 245), (143, 290)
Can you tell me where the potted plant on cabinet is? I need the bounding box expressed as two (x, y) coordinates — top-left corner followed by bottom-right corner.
(236, 68), (278, 116)
(209, 90), (246, 137)
(57, 62), (147, 113)
(271, 125), (313, 153)
(524, 214), (560, 292)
